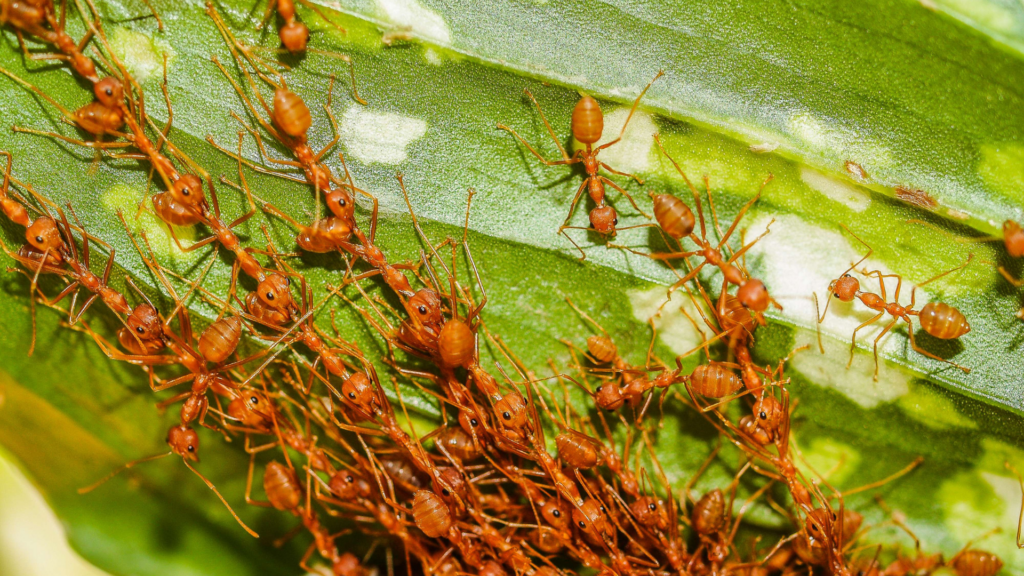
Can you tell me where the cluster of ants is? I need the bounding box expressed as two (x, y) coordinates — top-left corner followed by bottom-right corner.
(1, 1), (1024, 576)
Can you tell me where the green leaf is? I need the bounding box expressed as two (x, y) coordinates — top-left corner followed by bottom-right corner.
(0, 0), (1023, 575)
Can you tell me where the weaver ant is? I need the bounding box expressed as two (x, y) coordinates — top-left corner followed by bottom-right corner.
(497, 71), (663, 257)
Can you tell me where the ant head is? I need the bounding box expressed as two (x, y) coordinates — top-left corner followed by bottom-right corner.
(326, 187), (355, 220)
(752, 395), (785, 431)
(256, 273), (294, 310)
(736, 279), (771, 312)
(652, 193), (695, 240)
(571, 95), (603, 145)
(588, 205), (618, 235)
(739, 414), (773, 446)
(630, 496), (669, 532)
(594, 381), (626, 410)
(279, 21), (309, 53)
(830, 275), (860, 302)
(407, 289), (442, 325)
(127, 303), (162, 340)
(540, 499), (571, 529)
(94, 77), (124, 107)
(1004, 220), (1024, 258)
(494, 391), (529, 430)
(805, 507), (838, 546)
(227, 394), (272, 429)
(572, 498), (611, 537)
(341, 372), (375, 411)
(25, 217), (62, 252)
(167, 425), (199, 461)
(170, 174), (205, 208)
(437, 468), (466, 501)
(457, 410), (484, 436)
(438, 318), (475, 369)
(329, 470), (370, 500)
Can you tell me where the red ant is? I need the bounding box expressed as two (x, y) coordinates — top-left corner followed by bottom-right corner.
(817, 225), (972, 378)
(497, 71), (663, 257)
(258, 0), (347, 54)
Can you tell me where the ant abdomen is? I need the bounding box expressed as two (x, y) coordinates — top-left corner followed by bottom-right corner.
(438, 319), (474, 368)
(555, 432), (598, 469)
(918, 302), (970, 339)
(651, 193), (695, 239)
(586, 335), (617, 364)
(198, 316), (242, 363)
(263, 461), (302, 511)
(571, 95), (603, 145)
(951, 550), (1003, 576)
(1004, 220), (1024, 258)
(690, 364), (743, 398)
(691, 489), (725, 535)
(412, 490), (452, 538)
(273, 87), (312, 138)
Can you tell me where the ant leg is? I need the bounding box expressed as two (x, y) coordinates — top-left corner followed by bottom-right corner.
(595, 70), (664, 153)
(599, 162), (644, 186)
(846, 312), (884, 369)
(295, 0), (348, 35)
(917, 254), (974, 287)
(558, 179), (591, 231)
(601, 177), (651, 218)
(12, 126), (129, 150)
(717, 175), (774, 249)
(496, 117), (578, 167)
(907, 319), (970, 374)
(999, 267), (1024, 287)
(869, 318), (899, 381)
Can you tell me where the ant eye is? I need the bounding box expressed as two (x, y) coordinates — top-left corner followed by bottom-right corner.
(418, 305), (427, 314)
(266, 292), (275, 300)
(136, 326), (145, 333)
(442, 489), (450, 496)
(578, 521), (586, 528)
(346, 475), (354, 482)
(595, 386), (603, 393)
(502, 411), (511, 420)
(250, 396), (259, 404)
(551, 509), (560, 518)
(187, 445), (195, 452)
(338, 198), (346, 206)
(469, 419), (478, 426)
(348, 392), (356, 399)
(648, 503), (656, 511)
(35, 236), (43, 243)
(759, 411), (767, 419)
(105, 88), (113, 96)
(613, 218), (618, 225)
(599, 505), (606, 513)
(285, 277), (291, 285)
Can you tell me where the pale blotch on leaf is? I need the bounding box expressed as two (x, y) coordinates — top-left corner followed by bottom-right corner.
(339, 104), (427, 165)
(786, 113), (892, 168)
(573, 107), (657, 175)
(794, 437), (860, 487)
(791, 335), (911, 408)
(0, 452), (112, 576)
(376, 0), (452, 45)
(424, 48), (443, 65)
(976, 142), (1024, 202)
(938, 464), (1021, 562)
(897, 380), (977, 430)
(931, 0), (1020, 34)
(101, 184), (195, 259)
(628, 286), (706, 358)
(107, 27), (175, 83)
(799, 167), (870, 212)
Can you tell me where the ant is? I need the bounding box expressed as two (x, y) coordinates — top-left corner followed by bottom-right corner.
(258, 0), (347, 54)
(817, 225), (972, 378)
(497, 71), (663, 257)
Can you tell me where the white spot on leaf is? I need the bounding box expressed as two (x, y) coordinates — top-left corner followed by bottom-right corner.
(339, 105), (427, 165)
(376, 0), (452, 45)
(574, 107), (657, 175)
(628, 287), (706, 358)
(800, 168), (870, 212)
(107, 27), (174, 83)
